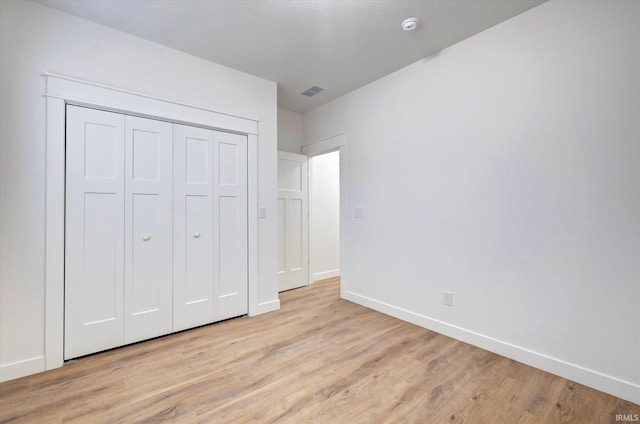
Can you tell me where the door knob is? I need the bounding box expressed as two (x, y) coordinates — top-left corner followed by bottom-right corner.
(194, 232), (200, 239)
(142, 234), (150, 242)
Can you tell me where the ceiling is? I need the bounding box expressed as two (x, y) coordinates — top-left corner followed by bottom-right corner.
(37, 0), (545, 114)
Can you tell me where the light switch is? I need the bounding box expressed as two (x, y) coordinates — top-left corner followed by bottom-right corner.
(354, 207), (364, 218)
(443, 291), (453, 307)
(258, 207), (267, 219)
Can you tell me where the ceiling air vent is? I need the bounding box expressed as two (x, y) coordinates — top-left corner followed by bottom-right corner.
(301, 85), (325, 97)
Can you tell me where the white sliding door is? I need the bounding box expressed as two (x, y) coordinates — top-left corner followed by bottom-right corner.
(123, 116), (173, 343)
(65, 105), (126, 359)
(277, 151), (309, 292)
(213, 132), (248, 320)
(173, 124), (215, 331)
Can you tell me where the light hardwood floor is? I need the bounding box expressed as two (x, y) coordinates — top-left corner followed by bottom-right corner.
(1, 277), (637, 423)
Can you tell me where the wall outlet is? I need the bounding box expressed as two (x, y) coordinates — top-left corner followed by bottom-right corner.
(258, 207), (267, 219)
(443, 291), (453, 307)
(354, 207), (364, 218)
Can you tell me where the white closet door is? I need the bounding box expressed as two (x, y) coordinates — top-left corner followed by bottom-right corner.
(66, 106), (249, 358)
(123, 116), (173, 343)
(173, 124), (215, 331)
(65, 105), (125, 359)
(213, 131), (248, 320)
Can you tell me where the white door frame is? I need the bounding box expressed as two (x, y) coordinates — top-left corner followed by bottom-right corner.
(301, 133), (347, 298)
(43, 73), (260, 371)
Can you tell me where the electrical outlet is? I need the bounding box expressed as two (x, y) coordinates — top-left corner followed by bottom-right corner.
(355, 207), (364, 218)
(443, 291), (453, 307)
(258, 207), (267, 219)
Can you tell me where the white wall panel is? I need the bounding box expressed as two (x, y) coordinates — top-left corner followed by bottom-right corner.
(277, 108), (303, 154)
(302, 0), (640, 403)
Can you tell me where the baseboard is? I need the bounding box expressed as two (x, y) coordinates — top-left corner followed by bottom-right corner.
(0, 356), (45, 383)
(312, 269), (340, 282)
(343, 290), (640, 405)
(251, 298), (280, 316)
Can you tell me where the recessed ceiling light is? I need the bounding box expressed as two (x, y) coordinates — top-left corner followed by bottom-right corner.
(401, 17), (420, 32)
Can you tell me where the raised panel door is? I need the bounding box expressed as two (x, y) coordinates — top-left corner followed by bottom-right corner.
(277, 151), (309, 292)
(173, 124), (215, 331)
(213, 131), (248, 320)
(124, 116), (173, 343)
(65, 105), (125, 359)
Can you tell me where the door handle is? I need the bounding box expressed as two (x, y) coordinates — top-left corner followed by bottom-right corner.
(194, 232), (200, 239)
(142, 234), (151, 242)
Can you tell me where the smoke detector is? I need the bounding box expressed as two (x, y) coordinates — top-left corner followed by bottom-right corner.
(401, 17), (420, 32)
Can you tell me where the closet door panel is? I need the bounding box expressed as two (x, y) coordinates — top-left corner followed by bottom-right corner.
(173, 125), (215, 331)
(130, 194), (164, 311)
(82, 194), (120, 318)
(185, 195), (211, 301)
(219, 196), (240, 296)
(213, 132), (248, 320)
(185, 137), (209, 183)
(65, 105), (125, 360)
(124, 116), (173, 344)
(277, 197), (287, 273)
(219, 141), (239, 185)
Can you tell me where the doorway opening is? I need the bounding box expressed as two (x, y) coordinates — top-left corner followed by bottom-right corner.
(308, 150), (340, 286)
(277, 133), (346, 295)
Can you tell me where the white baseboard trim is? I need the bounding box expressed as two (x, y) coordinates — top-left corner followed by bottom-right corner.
(312, 269), (340, 282)
(251, 298), (280, 316)
(343, 290), (640, 405)
(0, 356), (45, 383)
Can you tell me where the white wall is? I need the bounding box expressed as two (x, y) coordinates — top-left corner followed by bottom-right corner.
(277, 108), (303, 154)
(0, 0), (278, 381)
(303, 0), (640, 403)
(310, 151), (340, 281)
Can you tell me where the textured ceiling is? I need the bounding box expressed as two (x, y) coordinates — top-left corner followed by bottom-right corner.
(37, 0), (545, 113)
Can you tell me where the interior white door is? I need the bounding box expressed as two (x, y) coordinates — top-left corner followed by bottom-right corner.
(65, 105), (126, 359)
(173, 124), (215, 331)
(277, 151), (309, 292)
(123, 116), (174, 344)
(213, 131), (248, 320)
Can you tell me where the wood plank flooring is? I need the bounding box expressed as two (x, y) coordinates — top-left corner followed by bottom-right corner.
(1, 277), (637, 423)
